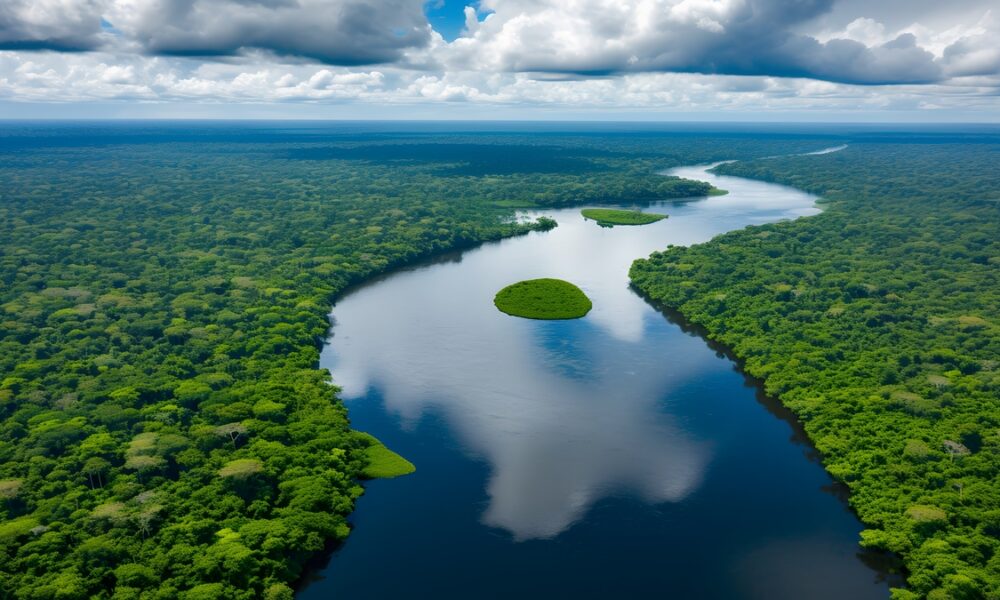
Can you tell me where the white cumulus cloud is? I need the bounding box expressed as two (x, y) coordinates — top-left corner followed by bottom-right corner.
(0, 0), (997, 117)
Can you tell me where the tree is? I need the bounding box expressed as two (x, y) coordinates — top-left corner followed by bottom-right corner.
(83, 457), (110, 489)
(0, 479), (22, 500)
(218, 459), (263, 480)
(943, 440), (970, 461)
(214, 423), (248, 447)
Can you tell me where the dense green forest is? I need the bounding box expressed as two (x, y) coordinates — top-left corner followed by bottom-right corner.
(0, 124), (825, 598)
(631, 142), (1000, 599)
(8, 123), (993, 598)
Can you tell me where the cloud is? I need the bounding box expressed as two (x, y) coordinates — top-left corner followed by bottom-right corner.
(1, 49), (997, 116)
(1, 0), (434, 65)
(105, 0), (432, 65)
(0, 0), (106, 51)
(773, 34), (942, 84)
(1, 0), (996, 86)
(940, 11), (1000, 78)
(943, 34), (1000, 78)
(0, 0), (998, 117)
(441, 0), (952, 85)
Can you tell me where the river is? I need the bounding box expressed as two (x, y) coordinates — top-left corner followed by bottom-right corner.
(300, 156), (898, 598)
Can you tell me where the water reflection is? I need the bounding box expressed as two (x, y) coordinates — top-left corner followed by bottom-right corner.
(322, 164), (819, 539)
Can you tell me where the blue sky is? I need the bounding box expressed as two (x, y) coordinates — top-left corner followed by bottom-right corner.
(425, 0), (472, 42)
(0, 0), (997, 121)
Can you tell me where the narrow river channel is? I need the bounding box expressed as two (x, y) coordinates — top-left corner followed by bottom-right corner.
(300, 157), (898, 598)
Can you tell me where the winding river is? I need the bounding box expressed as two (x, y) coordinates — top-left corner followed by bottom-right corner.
(300, 157), (898, 598)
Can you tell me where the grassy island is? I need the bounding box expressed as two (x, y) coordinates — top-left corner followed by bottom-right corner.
(494, 278), (593, 319)
(581, 208), (667, 226)
(357, 433), (416, 479)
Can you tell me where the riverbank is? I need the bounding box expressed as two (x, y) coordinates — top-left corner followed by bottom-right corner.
(630, 143), (1000, 598)
(304, 158), (893, 599)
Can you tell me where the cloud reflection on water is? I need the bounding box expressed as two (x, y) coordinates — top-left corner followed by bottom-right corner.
(322, 164), (819, 540)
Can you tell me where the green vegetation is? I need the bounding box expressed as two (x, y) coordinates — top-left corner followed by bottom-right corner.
(0, 128), (618, 598)
(2, 124), (764, 597)
(494, 278), (593, 320)
(356, 433), (415, 479)
(631, 142), (1000, 599)
(6, 123), (975, 597)
(581, 208), (667, 226)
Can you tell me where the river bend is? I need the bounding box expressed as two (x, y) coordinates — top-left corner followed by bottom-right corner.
(301, 157), (894, 599)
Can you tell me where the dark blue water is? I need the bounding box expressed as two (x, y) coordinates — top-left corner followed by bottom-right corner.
(302, 161), (899, 599)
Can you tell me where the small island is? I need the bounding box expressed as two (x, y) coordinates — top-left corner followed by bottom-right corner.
(494, 278), (593, 320)
(357, 432), (416, 479)
(581, 208), (667, 227)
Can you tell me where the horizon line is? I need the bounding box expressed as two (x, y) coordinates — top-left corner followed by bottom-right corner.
(2, 117), (1000, 126)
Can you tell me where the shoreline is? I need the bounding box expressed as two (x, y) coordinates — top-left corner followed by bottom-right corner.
(300, 152), (896, 595)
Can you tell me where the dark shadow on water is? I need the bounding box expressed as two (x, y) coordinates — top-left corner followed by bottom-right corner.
(294, 536), (345, 592)
(647, 194), (716, 207)
(294, 402), (492, 595)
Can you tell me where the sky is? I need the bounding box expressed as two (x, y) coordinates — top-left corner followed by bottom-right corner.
(0, 0), (998, 121)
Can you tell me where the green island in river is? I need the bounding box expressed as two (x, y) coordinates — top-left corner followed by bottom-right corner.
(494, 278), (593, 320)
(581, 208), (667, 226)
(356, 433), (416, 479)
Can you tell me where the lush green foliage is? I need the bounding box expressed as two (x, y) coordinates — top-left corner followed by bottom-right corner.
(355, 433), (416, 479)
(581, 208), (667, 226)
(0, 129), (587, 598)
(0, 123), (896, 596)
(631, 142), (1000, 599)
(494, 278), (593, 320)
